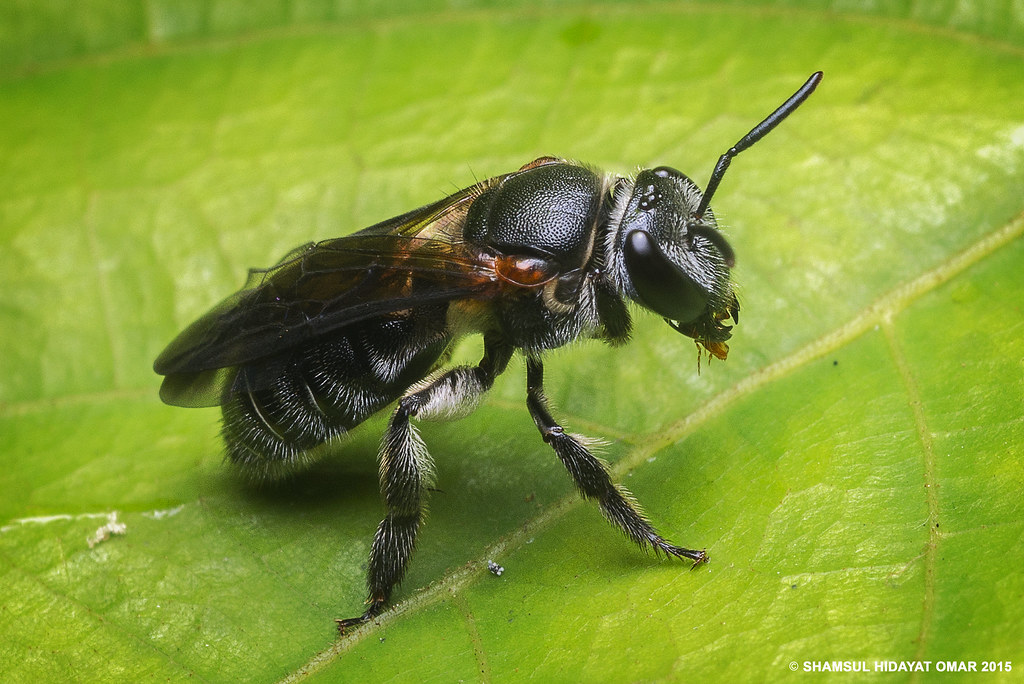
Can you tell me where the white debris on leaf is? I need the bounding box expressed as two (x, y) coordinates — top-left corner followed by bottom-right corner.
(87, 511), (127, 548)
(143, 504), (185, 520)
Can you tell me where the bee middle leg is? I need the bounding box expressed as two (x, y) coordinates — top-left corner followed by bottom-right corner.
(337, 335), (513, 632)
(524, 357), (707, 564)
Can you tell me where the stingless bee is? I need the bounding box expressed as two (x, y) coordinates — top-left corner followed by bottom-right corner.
(154, 72), (822, 631)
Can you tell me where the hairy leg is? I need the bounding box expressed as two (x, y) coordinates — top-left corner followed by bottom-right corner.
(337, 336), (513, 631)
(525, 357), (706, 563)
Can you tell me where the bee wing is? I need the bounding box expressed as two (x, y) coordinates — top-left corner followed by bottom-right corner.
(154, 188), (501, 406)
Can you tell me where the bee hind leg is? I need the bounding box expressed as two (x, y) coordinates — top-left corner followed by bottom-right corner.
(337, 335), (513, 633)
(524, 357), (707, 564)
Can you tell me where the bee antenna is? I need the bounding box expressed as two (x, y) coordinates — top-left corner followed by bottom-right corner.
(695, 71), (823, 219)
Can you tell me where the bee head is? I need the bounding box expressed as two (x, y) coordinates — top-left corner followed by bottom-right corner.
(607, 166), (739, 359)
(604, 72), (822, 359)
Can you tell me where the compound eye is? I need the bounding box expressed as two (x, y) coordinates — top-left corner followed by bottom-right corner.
(652, 166), (683, 179)
(623, 230), (708, 324)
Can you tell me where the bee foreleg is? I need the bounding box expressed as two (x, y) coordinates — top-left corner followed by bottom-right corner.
(337, 334), (513, 633)
(524, 357), (707, 565)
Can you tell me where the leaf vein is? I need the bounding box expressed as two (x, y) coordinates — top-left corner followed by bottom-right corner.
(452, 590), (492, 683)
(881, 320), (939, 667)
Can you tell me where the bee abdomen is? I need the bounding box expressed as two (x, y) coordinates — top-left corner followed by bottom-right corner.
(222, 308), (451, 480)
(221, 364), (344, 481)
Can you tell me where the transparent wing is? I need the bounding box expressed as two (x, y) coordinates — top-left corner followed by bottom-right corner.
(153, 187), (504, 406)
(156, 235), (499, 371)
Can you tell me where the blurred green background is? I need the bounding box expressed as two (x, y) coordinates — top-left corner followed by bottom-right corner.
(1, 1), (1022, 681)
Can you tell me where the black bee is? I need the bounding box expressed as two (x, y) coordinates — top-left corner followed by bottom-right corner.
(154, 72), (822, 631)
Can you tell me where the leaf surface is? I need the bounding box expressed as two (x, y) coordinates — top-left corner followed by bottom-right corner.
(1, 2), (1022, 681)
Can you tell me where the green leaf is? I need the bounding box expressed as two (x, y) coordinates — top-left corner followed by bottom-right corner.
(2, 2), (1022, 681)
